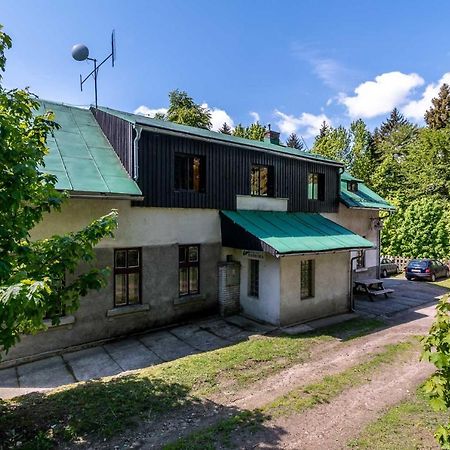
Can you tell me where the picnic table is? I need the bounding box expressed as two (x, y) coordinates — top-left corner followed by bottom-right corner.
(353, 278), (394, 302)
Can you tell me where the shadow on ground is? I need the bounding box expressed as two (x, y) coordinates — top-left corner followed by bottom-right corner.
(0, 370), (287, 449)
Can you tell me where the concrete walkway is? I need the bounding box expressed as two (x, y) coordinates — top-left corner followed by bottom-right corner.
(354, 276), (449, 318)
(0, 315), (276, 400)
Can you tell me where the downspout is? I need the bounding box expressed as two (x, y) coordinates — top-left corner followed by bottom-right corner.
(132, 124), (143, 180)
(349, 254), (360, 312)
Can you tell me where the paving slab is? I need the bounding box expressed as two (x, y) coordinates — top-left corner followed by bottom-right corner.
(18, 356), (74, 388)
(63, 347), (122, 381)
(282, 323), (315, 335)
(0, 366), (18, 388)
(139, 330), (198, 361)
(225, 315), (277, 333)
(104, 338), (163, 371)
(198, 317), (246, 339)
(170, 325), (230, 351)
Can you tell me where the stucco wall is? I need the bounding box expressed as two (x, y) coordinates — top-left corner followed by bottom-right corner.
(31, 199), (222, 247)
(3, 200), (223, 364)
(279, 252), (350, 326)
(222, 248), (281, 325)
(322, 205), (379, 279)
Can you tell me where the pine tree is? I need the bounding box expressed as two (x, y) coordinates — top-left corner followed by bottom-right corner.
(374, 108), (410, 142)
(219, 122), (232, 134)
(285, 133), (304, 150)
(317, 121), (331, 140)
(425, 83), (450, 129)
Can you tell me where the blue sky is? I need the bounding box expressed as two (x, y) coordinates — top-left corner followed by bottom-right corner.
(3, 1), (450, 144)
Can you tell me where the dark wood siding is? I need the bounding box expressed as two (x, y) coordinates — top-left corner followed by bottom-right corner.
(92, 108), (135, 177)
(137, 130), (340, 213)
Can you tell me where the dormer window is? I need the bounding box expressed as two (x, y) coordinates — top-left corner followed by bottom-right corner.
(174, 154), (205, 192)
(308, 173), (325, 200)
(347, 180), (358, 192)
(251, 165), (274, 197)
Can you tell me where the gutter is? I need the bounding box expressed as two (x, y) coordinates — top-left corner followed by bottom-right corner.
(349, 254), (361, 312)
(132, 124), (143, 180)
(68, 192), (144, 201)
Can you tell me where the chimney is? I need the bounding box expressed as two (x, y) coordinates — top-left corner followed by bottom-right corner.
(264, 126), (280, 145)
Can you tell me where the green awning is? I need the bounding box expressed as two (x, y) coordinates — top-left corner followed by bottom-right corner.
(220, 210), (374, 256)
(37, 100), (142, 198)
(340, 172), (395, 211)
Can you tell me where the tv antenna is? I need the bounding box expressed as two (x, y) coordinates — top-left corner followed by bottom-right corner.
(71, 30), (116, 108)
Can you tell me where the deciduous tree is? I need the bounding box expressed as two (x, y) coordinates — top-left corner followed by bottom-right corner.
(0, 27), (117, 356)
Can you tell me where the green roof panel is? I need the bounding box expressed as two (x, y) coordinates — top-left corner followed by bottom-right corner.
(38, 100), (142, 197)
(97, 106), (344, 167)
(221, 210), (373, 255)
(340, 171), (395, 211)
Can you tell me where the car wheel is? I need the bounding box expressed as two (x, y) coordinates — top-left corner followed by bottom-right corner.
(382, 269), (388, 278)
(431, 273), (436, 282)
(446, 270), (450, 278)
(406, 276), (412, 281)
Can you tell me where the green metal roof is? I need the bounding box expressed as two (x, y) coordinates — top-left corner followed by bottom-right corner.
(340, 172), (395, 211)
(97, 106), (343, 167)
(221, 210), (373, 255)
(38, 100), (142, 197)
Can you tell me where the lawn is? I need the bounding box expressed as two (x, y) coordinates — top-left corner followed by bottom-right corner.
(348, 388), (445, 449)
(0, 317), (383, 448)
(165, 340), (417, 449)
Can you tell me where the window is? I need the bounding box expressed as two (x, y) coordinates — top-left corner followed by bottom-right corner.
(174, 154), (205, 192)
(251, 165), (274, 196)
(356, 250), (366, 270)
(179, 245), (200, 296)
(308, 173), (325, 200)
(347, 180), (358, 192)
(114, 248), (141, 307)
(300, 260), (314, 299)
(248, 259), (259, 297)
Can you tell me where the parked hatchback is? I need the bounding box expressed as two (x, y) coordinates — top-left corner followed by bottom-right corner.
(380, 258), (399, 278)
(405, 259), (449, 282)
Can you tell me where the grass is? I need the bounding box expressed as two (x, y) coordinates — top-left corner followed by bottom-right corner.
(165, 340), (416, 449)
(0, 317), (382, 447)
(348, 388), (446, 449)
(0, 317), (382, 448)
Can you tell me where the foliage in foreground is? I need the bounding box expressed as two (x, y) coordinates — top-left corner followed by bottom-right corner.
(0, 25), (117, 355)
(422, 295), (450, 449)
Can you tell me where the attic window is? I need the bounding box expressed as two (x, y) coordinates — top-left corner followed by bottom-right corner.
(347, 180), (358, 192)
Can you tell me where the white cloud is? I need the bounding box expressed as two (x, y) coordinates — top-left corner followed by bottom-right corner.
(274, 110), (331, 138)
(249, 111), (260, 123)
(201, 103), (234, 131)
(402, 72), (450, 121)
(339, 71), (424, 119)
(134, 105), (168, 117)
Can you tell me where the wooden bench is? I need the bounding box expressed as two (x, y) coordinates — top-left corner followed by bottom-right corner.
(354, 278), (395, 302)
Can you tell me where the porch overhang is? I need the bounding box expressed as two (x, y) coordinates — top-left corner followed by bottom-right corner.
(220, 210), (374, 258)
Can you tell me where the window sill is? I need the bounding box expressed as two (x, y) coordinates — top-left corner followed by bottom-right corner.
(355, 268), (368, 273)
(174, 293), (207, 306)
(43, 315), (75, 330)
(106, 303), (150, 318)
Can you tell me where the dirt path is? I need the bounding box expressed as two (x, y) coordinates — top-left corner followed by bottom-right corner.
(93, 304), (437, 449)
(225, 304), (435, 410)
(243, 354), (434, 449)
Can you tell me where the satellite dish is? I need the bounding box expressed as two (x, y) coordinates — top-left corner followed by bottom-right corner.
(71, 44), (89, 61)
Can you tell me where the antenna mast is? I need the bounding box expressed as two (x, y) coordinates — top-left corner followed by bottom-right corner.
(71, 30), (116, 108)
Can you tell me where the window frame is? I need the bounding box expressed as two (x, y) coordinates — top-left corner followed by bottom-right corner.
(347, 180), (358, 192)
(248, 258), (260, 298)
(300, 259), (314, 300)
(307, 173), (325, 201)
(113, 247), (142, 307)
(250, 164), (274, 197)
(178, 244), (201, 297)
(356, 250), (366, 270)
(174, 153), (205, 193)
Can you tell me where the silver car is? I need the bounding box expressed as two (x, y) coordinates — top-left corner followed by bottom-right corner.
(380, 258), (399, 278)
